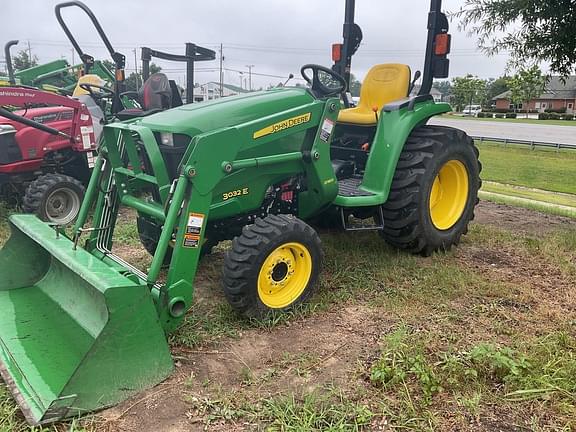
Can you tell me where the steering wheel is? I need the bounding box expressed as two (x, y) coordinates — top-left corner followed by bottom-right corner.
(79, 83), (115, 101)
(300, 64), (347, 98)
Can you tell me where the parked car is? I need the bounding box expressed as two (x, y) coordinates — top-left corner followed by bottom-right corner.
(462, 105), (482, 116)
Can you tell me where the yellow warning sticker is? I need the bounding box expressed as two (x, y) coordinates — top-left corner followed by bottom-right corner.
(253, 112), (311, 139)
(182, 212), (205, 248)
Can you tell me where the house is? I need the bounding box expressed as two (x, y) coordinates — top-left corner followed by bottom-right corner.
(493, 76), (576, 113)
(192, 82), (249, 102)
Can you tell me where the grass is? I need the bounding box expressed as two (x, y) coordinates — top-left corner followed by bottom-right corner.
(442, 114), (576, 127)
(482, 181), (576, 208)
(479, 191), (576, 219)
(368, 327), (576, 429)
(176, 224), (575, 430)
(0, 142), (574, 429)
(0, 216), (574, 429)
(478, 142), (576, 195)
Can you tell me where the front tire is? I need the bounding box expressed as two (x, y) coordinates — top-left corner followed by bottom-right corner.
(381, 125), (481, 255)
(223, 214), (322, 319)
(22, 173), (85, 225)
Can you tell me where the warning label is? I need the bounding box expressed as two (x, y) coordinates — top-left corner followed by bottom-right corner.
(186, 213), (204, 234)
(319, 118), (335, 142)
(80, 125), (94, 149)
(183, 234), (200, 248)
(183, 212), (205, 248)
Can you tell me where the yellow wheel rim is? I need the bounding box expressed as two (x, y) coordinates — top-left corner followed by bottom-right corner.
(429, 160), (469, 230)
(257, 242), (312, 309)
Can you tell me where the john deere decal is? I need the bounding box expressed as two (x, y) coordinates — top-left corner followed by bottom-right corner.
(253, 113), (311, 139)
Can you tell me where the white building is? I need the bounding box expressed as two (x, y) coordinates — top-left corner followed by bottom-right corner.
(193, 82), (249, 102)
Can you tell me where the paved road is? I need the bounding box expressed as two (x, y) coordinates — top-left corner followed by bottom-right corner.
(429, 117), (576, 146)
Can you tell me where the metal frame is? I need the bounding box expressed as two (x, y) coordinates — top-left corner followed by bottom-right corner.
(141, 44), (215, 104)
(4, 40), (19, 85)
(333, 0), (450, 97)
(0, 86), (95, 146)
(55, 1), (126, 111)
(418, 0), (450, 95)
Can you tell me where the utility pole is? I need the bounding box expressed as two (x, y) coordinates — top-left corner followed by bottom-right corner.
(27, 40), (32, 63)
(71, 48), (75, 65)
(219, 43), (223, 97)
(246, 64), (254, 91)
(133, 48), (139, 91)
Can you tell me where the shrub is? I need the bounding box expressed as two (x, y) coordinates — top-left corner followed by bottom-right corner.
(561, 114), (574, 121)
(483, 113), (493, 118)
(548, 112), (561, 120)
(494, 113), (505, 119)
(538, 113), (550, 120)
(545, 107), (567, 114)
(505, 113), (517, 119)
(477, 112), (485, 118)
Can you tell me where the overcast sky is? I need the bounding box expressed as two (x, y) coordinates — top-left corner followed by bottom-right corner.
(2, 0), (514, 89)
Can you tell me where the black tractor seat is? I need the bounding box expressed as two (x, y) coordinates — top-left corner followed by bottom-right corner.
(116, 73), (180, 120)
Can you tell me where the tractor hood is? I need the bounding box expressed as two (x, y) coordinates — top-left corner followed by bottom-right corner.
(137, 87), (315, 137)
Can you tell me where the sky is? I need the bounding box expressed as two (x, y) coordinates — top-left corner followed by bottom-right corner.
(1, 0), (513, 90)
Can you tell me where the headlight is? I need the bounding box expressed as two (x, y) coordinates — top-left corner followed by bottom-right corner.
(159, 132), (174, 146)
(0, 124), (16, 135)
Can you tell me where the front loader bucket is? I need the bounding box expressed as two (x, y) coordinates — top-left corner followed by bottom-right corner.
(0, 215), (173, 425)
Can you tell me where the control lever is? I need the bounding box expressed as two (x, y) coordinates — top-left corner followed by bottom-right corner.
(408, 70), (422, 95)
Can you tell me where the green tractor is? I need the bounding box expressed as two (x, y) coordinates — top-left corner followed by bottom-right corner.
(0, 39), (114, 94)
(0, 0), (480, 424)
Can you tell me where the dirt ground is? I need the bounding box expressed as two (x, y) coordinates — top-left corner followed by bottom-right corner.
(473, 200), (574, 235)
(87, 201), (575, 432)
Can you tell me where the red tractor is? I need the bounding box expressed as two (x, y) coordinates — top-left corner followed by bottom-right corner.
(0, 86), (100, 224)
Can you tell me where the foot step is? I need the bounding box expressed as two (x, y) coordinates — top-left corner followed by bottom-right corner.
(340, 206), (384, 231)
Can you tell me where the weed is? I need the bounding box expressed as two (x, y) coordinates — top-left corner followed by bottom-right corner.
(258, 390), (374, 431)
(370, 328), (441, 403)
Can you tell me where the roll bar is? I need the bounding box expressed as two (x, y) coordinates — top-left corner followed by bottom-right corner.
(418, 0), (450, 95)
(55, 1), (125, 112)
(141, 43), (215, 104)
(333, 0), (450, 98)
(4, 40), (19, 85)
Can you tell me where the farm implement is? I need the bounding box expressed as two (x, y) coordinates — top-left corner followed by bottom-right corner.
(0, 0), (480, 424)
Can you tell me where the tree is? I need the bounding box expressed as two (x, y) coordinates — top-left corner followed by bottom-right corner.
(506, 65), (545, 117)
(102, 60), (162, 91)
(433, 80), (452, 99)
(456, 1), (576, 76)
(12, 50), (39, 71)
(451, 74), (487, 111)
(349, 73), (361, 97)
(486, 77), (509, 103)
(125, 63), (162, 91)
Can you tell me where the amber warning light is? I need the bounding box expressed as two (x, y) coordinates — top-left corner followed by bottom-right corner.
(332, 44), (342, 62)
(435, 33), (451, 56)
(115, 69), (125, 82)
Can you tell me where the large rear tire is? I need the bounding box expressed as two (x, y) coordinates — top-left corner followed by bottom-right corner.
(22, 173), (85, 225)
(222, 214), (322, 319)
(381, 125), (481, 255)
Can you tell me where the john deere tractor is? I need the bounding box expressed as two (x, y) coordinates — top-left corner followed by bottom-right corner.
(0, 0), (480, 424)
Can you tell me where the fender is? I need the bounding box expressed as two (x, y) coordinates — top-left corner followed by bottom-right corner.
(334, 100), (451, 207)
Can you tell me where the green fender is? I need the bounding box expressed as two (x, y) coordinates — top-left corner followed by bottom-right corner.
(334, 101), (451, 207)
